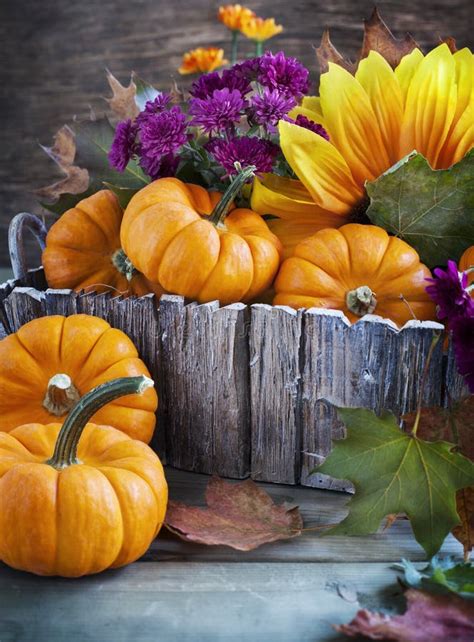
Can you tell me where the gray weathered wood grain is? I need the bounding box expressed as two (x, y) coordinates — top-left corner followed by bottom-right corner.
(160, 296), (250, 477)
(249, 304), (303, 485)
(0, 276), (467, 488)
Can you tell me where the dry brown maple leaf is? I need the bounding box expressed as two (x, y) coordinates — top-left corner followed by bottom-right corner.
(315, 29), (355, 74)
(165, 476), (303, 551)
(404, 395), (474, 559)
(359, 7), (419, 68)
(336, 589), (474, 641)
(316, 8), (421, 75)
(105, 70), (140, 120)
(35, 126), (89, 202)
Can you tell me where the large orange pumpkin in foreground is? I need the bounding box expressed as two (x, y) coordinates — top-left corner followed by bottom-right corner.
(43, 190), (163, 297)
(274, 224), (435, 327)
(0, 314), (157, 442)
(0, 376), (168, 577)
(120, 170), (283, 305)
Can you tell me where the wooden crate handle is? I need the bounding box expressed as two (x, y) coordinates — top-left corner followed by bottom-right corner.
(8, 213), (47, 280)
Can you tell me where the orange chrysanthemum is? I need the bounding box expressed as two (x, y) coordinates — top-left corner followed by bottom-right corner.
(178, 47), (228, 75)
(218, 4), (255, 31)
(252, 44), (474, 256)
(240, 17), (283, 43)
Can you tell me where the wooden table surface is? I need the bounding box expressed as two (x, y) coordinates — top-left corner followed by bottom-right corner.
(1, 0), (473, 268)
(0, 467), (461, 642)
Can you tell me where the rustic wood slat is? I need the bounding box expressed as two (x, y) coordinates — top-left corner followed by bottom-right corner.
(249, 304), (303, 485)
(159, 296), (250, 477)
(2, 286), (45, 331)
(444, 337), (469, 404)
(300, 312), (445, 488)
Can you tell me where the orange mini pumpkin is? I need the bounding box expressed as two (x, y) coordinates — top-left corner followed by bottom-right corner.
(0, 376), (168, 577)
(460, 246), (474, 289)
(120, 169), (283, 305)
(274, 224), (436, 326)
(43, 190), (163, 297)
(0, 314), (157, 442)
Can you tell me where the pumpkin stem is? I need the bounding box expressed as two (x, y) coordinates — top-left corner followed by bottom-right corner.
(46, 376), (154, 470)
(346, 286), (377, 316)
(112, 249), (136, 282)
(209, 165), (256, 226)
(43, 373), (81, 416)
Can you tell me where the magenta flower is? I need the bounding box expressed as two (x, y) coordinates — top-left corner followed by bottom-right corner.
(136, 94), (172, 121)
(138, 106), (188, 176)
(190, 69), (252, 99)
(257, 51), (310, 98)
(451, 315), (474, 392)
(293, 114), (330, 140)
(108, 120), (139, 172)
(426, 260), (474, 321)
(190, 88), (246, 135)
(249, 89), (296, 132)
(206, 136), (279, 176)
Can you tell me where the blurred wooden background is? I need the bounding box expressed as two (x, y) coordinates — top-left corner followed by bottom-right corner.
(0, 0), (472, 268)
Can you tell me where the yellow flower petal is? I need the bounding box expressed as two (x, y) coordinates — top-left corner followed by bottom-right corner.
(301, 96), (324, 119)
(356, 51), (403, 165)
(320, 62), (391, 183)
(278, 119), (363, 215)
(251, 174), (333, 219)
(400, 43), (458, 168)
(438, 48), (474, 167)
(394, 48), (424, 106)
(288, 106), (328, 129)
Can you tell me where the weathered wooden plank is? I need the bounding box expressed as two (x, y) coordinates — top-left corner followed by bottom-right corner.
(444, 337), (469, 404)
(150, 467), (461, 563)
(2, 286), (45, 331)
(159, 296), (250, 478)
(300, 313), (445, 488)
(44, 288), (78, 317)
(0, 561), (419, 642)
(250, 304), (303, 485)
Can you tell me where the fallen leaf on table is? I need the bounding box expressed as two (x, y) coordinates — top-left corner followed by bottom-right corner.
(336, 589), (474, 641)
(165, 476), (303, 551)
(358, 7), (419, 68)
(404, 396), (474, 558)
(105, 70), (139, 120)
(394, 557), (474, 599)
(315, 407), (474, 558)
(36, 126), (90, 204)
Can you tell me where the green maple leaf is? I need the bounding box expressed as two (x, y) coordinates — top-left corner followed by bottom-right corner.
(366, 150), (474, 268)
(316, 408), (474, 558)
(394, 557), (474, 599)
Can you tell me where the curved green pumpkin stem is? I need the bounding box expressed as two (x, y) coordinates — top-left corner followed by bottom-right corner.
(47, 376), (154, 470)
(209, 164), (256, 226)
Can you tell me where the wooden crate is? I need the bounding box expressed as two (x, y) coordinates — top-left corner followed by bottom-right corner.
(0, 268), (466, 490)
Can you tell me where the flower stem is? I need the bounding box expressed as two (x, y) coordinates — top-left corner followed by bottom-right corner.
(411, 333), (442, 437)
(231, 31), (239, 65)
(47, 376), (154, 469)
(209, 164), (256, 226)
(255, 41), (263, 56)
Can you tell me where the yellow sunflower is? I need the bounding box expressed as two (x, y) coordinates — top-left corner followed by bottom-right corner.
(251, 43), (474, 256)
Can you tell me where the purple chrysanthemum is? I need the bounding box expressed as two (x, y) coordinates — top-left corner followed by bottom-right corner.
(257, 52), (310, 99)
(138, 106), (188, 178)
(190, 88), (246, 134)
(232, 58), (261, 82)
(139, 152), (180, 180)
(293, 114), (330, 140)
(206, 136), (279, 176)
(249, 88), (296, 132)
(190, 69), (252, 99)
(108, 119), (138, 172)
(451, 314), (474, 392)
(136, 93), (172, 121)
(425, 260), (474, 321)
